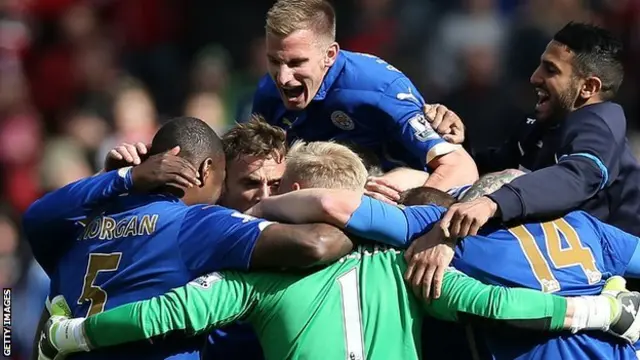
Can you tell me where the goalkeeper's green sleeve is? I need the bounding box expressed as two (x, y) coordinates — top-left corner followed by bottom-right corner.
(424, 268), (567, 331)
(84, 271), (255, 348)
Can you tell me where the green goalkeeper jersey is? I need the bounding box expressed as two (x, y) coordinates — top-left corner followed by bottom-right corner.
(86, 244), (566, 360)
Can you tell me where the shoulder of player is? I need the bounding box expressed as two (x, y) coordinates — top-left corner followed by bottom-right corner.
(184, 204), (270, 224)
(336, 51), (407, 96)
(253, 74), (280, 101)
(564, 102), (626, 139)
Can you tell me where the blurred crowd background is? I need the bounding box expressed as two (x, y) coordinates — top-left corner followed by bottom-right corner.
(3, 0), (639, 358)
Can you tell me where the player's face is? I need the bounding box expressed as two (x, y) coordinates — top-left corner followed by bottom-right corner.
(530, 41), (581, 122)
(266, 29), (338, 110)
(220, 154), (286, 212)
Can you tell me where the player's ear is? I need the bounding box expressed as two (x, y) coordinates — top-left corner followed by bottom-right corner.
(292, 182), (301, 191)
(199, 158), (214, 187)
(325, 42), (339, 67)
(580, 76), (602, 100)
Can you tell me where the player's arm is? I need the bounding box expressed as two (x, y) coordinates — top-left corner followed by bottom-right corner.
(487, 109), (622, 222)
(177, 205), (354, 273)
(422, 103), (522, 175)
(22, 169), (133, 272)
(42, 271), (262, 355)
(423, 268), (633, 340)
(377, 77), (478, 190)
(23, 168), (132, 234)
(248, 189), (446, 247)
(591, 216), (640, 278)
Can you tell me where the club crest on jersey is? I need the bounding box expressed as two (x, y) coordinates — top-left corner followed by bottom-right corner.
(189, 272), (223, 289)
(331, 111), (355, 131)
(408, 114), (439, 142)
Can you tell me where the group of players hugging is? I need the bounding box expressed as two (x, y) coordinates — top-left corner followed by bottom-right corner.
(24, 1), (640, 359)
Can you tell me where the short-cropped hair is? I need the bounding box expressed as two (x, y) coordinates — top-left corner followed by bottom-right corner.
(284, 140), (368, 191)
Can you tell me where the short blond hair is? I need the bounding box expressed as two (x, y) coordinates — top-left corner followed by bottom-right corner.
(284, 141), (368, 191)
(266, 0), (336, 42)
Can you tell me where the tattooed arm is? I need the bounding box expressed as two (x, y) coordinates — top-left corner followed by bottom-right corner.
(460, 169), (525, 203)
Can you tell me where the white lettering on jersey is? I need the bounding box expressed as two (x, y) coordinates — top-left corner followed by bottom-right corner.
(231, 212), (273, 231)
(231, 212), (257, 223)
(526, 118), (536, 124)
(408, 114), (439, 142)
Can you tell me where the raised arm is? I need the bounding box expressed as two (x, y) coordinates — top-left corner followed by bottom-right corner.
(23, 169), (133, 273)
(24, 149), (200, 273)
(377, 77), (478, 191)
(421, 103), (524, 175)
(248, 189), (446, 248)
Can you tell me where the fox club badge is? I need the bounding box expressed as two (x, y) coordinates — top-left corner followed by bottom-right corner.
(331, 111), (355, 131)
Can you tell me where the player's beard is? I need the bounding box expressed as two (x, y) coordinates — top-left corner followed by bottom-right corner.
(550, 80), (581, 123)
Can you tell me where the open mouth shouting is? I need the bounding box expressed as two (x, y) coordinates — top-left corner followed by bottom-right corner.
(281, 85), (304, 102)
(535, 88), (551, 112)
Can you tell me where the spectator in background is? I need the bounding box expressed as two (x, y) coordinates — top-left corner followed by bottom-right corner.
(189, 46), (233, 126)
(39, 138), (93, 192)
(442, 45), (523, 150)
(342, 0), (398, 59)
(95, 77), (158, 169)
(184, 92), (228, 135)
(62, 109), (110, 172)
(425, 0), (507, 97)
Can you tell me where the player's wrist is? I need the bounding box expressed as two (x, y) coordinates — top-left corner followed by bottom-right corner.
(51, 317), (91, 353)
(481, 196), (499, 217)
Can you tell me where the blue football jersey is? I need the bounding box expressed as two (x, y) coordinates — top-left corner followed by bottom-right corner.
(252, 50), (459, 172)
(24, 171), (271, 360)
(452, 211), (639, 359)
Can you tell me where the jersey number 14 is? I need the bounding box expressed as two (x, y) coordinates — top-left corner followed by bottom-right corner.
(509, 219), (602, 293)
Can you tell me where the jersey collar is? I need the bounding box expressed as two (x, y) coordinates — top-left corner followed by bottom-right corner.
(313, 50), (347, 101)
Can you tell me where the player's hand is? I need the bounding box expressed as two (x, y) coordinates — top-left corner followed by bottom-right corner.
(105, 142), (149, 171)
(423, 104), (465, 144)
(404, 224), (455, 300)
(364, 176), (402, 204)
(439, 196), (498, 239)
(131, 146), (201, 191)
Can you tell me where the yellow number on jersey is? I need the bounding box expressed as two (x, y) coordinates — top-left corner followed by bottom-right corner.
(508, 218), (601, 293)
(77, 253), (122, 316)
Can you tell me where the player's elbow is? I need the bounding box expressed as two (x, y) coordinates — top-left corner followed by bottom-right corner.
(317, 193), (361, 227)
(427, 149), (479, 190)
(297, 224), (353, 266)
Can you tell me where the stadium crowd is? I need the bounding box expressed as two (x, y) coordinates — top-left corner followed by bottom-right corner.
(5, 0), (640, 359)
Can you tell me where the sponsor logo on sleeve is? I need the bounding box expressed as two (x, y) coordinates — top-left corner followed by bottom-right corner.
(189, 272), (224, 289)
(408, 114), (439, 142)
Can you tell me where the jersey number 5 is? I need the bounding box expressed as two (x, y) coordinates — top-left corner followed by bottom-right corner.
(77, 253), (122, 316)
(337, 268), (365, 360)
(509, 219), (601, 293)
